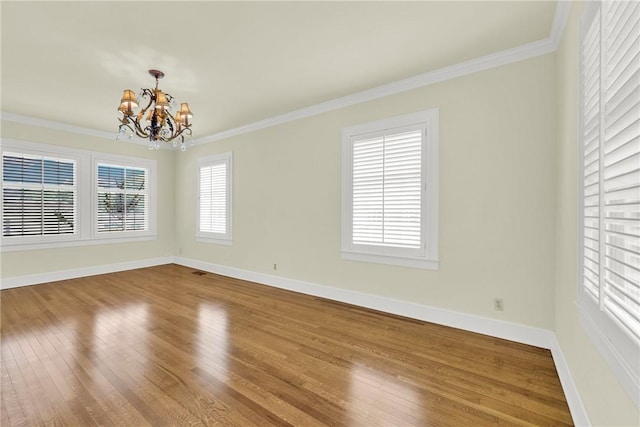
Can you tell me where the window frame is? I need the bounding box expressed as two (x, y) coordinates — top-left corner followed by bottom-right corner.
(341, 108), (439, 269)
(1, 146), (81, 246)
(196, 152), (233, 245)
(0, 139), (157, 251)
(577, 0), (639, 408)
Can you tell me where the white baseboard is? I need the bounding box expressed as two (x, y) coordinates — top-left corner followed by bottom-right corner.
(549, 335), (591, 426)
(176, 256), (553, 346)
(175, 256), (591, 426)
(0, 256), (174, 289)
(1, 255), (590, 425)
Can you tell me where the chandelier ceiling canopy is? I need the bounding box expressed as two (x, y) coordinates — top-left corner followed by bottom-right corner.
(117, 69), (193, 150)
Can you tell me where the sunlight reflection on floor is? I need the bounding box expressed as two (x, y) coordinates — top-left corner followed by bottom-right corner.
(197, 303), (229, 381)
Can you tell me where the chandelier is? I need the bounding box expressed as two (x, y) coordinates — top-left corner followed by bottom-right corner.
(117, 69), (193, 151)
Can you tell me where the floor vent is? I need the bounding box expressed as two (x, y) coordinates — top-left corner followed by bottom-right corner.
(192, 271), (207, 276)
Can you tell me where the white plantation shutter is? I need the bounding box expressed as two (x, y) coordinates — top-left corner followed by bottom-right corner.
(352, 130), (422, 249)
(2, 152), (76, 237)
(579, 0), (640, 404)
(342, 109), (438, 269)
(197, 153), (232, 243)
(582, 2), (603, 303)
(602, 0), (640, 341)
(96, 164), (148, 233)
(199, 162), (227, 234)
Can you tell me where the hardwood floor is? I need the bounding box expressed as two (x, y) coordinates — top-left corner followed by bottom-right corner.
(0, 264), (573, 426)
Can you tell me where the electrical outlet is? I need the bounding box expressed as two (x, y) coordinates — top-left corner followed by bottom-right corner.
(494, 298), (504, 311)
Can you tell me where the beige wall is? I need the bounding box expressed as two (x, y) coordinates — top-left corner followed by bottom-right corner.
(554, 2), (639, 425)
(4, 13), (638, 423)
(175, 54), (558, 329)
(0, 120), (176, 278)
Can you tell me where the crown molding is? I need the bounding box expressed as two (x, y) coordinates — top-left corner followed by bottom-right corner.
(193, 36), (556, 145)
(0, 112), (175, 150)
(193, 1), (571, 145)
(1, 112), (115, 140)
(2, 2), (572, 148)
(550, 1), (573, 49)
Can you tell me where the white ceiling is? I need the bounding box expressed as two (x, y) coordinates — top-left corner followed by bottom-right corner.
(1, 1), (557, 138)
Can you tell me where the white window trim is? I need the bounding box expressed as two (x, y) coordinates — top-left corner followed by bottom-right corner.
(577, 1), (640, 409)
(341, 109), (439, 270)
(92, 154), (157, 240)
(196, 152), (233, 245)
(0, 139), (157, 252)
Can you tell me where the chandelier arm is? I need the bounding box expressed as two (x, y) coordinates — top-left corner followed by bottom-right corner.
(165, 110), (178, 133)
(155, 108), (189, 142)
(131, 120), (151, 139)
(160, 124), (192, 143)
(120, 120), (191, 143)
(143, 123), (159, 140)
(135, 88), (155, 123)
(173, 126), (192, 143)
(119, 116), (151, 139)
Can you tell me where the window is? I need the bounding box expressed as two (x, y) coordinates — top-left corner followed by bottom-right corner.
(97, 164), (149, 233)
(93, 155), (156, 240)
(197, 152), (232, 245)
(342, 109), (438, 269)
(2, 152), (76, 240)
(579, 0), (639, 406)
(1, 139), (157, 251)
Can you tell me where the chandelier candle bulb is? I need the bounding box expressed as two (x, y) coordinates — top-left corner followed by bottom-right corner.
(117, 69), (193, 149)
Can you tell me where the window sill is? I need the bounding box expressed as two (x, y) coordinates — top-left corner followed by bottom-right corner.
(196, 236), (232, 246)
(1, 235), (157, 252)
(341, 250), (439, 270)
(578, 300), (640, 409)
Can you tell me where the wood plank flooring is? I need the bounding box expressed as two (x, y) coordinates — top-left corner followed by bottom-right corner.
(0, 264), (573, 426)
